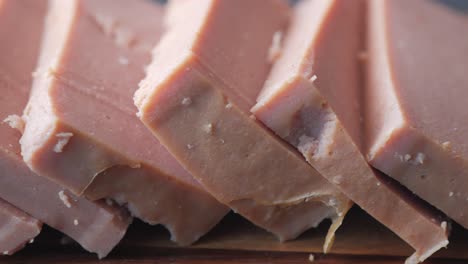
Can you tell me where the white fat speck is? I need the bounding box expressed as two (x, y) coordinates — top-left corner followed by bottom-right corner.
(225, 102), (233, 109)
(3, 251), (9, 255)
(203, 123), (214, 135)
(414, 153), (426, 165)
(376, 182), (381, 186)
(268, 31), (283, 63)
(29, 238), (35, 244)
(332, 175), (343, 185)
(249, 115), (257, 121)
(54, 132), (74, 153)
(449, 192), (454, 197)
(187, 144), (194, 150)
(404, 154), (412, 162)
(118, 56), (129, 65)
(220, 139), (225, 144)
(74, 219), (79, 226)
(130, 163), (141, 169)
(181, 97), (192, 106)
(309, 75), (318, 83)
(3, 115), (25, 133)
(58, 190), (72, 208)
(441, 221), (447, 231)
(327, 198), (337, 207)
(309, 254), (315, 262)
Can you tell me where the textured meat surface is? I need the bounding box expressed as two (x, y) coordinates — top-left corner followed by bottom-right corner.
(0, 199), (41, 256)
(252, 1), (450, 263)
(135, 0), (351, 249)
(20, 0), (228, 245)
(366, 0), (468, 231)
(0, 0), (132, 258)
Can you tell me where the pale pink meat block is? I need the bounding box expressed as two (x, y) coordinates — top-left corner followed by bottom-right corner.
(20, 0), (228, 245)
(252, 1), (450, 263)
(0, 0), (131, 258)
(366, 0), (468, 230)
(135, 0), (351, 249)
(0, 199), (41, 256)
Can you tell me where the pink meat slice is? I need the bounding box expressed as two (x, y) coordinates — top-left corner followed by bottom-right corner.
(0, 199), (41, 256)
(135, 0), (351, 250)
(20, 0), (228, 245)
(0, 0), (132, 258)
(252, 1), (450, 263)
(366, 0), (468, 231)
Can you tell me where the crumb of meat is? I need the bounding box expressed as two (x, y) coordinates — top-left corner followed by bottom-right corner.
(449, 192), (454, 197)
(309, 75), (318, 83)
(130, 163), (141, 169)
(58, 190), (72, 208)
(203, 123), (214, 135)
(225, 102), (233, 109)
(404, 154), (412, 162)
(54, 132), (74, 153)
(181, 97), (192, 106)
(415, 153), (426, 165)
(3, 251), (9, 255)
(268, 31), (283, 63)
(73, 219), (79, 226)
(308, 254), (315, 262)
(118, 56), (129, 65)
(441, 221), (448, 231)
(187, 144), (194, 150)
(29, 238), (35, 244)
(442, 141), (451, 150)
(249, 115), (257, 121)
(3, 115), (25, 133)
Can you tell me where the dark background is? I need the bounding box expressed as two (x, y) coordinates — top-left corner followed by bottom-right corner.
(153, 0), (468, 12)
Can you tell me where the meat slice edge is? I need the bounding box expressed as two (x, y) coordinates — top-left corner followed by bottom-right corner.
(0, 199), (41, 256)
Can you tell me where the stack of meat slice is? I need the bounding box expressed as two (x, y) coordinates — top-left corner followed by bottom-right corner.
(0, 0), (131, 258)
(135, 0), (351, 250)
(251, 0), (450, 263)
(1, 0), (467, 263)
(20, 0), (228, 246)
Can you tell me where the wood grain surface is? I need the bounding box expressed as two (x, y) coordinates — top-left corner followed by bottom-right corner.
(0, 207), (466, 263)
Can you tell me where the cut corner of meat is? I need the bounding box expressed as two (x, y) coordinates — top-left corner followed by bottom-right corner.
(0, 199), (41, 256)
(252, 0), (452, 262)
(365, 0), (468, 233)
